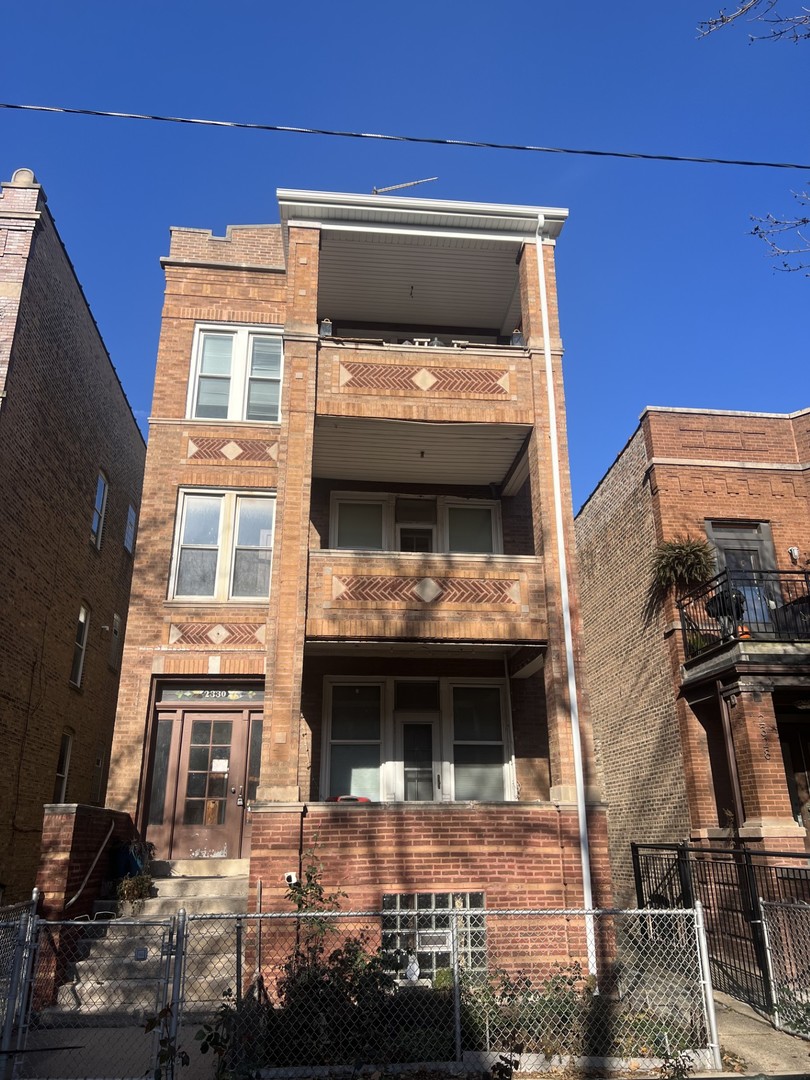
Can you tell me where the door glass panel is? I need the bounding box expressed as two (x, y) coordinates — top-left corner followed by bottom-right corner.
(247, 718), (263, 802)
(148, 720), (173, 826)
(400, 527), (433, 552)
(183, 719), (232, 826)
(403, 724), (434, 801)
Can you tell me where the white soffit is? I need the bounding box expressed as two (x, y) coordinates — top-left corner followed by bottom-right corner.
(312, 417), (531, 485)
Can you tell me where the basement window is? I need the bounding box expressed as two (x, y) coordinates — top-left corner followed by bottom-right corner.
(381, 892), (487, 983)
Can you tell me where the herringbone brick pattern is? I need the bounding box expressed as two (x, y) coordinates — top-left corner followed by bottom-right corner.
(332, 574), (519, 606)
(186, 436), (279, 462)
(340, 361), (509, 395)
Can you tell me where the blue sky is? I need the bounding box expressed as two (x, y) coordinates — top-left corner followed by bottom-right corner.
(2, 1), (806, 509)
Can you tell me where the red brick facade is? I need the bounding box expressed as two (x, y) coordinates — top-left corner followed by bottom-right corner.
(104, 190), (608, 920)
(0, 169), (145, 903)
(576, 407), (810, 905)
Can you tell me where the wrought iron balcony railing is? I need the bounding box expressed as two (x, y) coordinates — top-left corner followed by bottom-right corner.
(678, 568), (810, 660)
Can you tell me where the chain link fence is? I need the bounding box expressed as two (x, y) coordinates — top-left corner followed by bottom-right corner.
(1, 905), (720, 1079)
(761, 900), (810, 1039)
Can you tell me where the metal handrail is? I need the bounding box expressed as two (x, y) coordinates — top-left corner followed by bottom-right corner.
(64, 819), (115, 911)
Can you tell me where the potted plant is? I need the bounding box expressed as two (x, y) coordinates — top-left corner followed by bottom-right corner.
(116, 837), (156, 915)
(649, 535), (715, 604)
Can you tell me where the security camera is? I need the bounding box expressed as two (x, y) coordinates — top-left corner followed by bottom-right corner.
(284, 872), (299, 887)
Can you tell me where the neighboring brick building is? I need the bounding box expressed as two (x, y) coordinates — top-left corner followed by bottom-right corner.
(102, 188), (610, 928)
(576, 406), (810, 905)
(0, 168), (146, 902)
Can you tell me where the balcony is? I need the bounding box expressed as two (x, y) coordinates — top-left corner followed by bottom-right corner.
(306, 549), (546, 644)
(678, 569), (810, 660)
(316, 338), (533, 426)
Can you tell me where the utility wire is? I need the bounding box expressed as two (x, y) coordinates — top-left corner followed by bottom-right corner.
(2, 101), (809, 173)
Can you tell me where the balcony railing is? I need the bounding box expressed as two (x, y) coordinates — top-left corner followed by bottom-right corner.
(678, 569), (810, 660)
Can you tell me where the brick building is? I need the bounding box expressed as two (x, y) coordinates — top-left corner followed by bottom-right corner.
(100, 188), (609, 927)
(576, 406), (810, 905)
(0, 168), (146, 902)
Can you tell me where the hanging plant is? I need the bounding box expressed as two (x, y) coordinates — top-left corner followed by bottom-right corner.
(649, 535), (716, 603)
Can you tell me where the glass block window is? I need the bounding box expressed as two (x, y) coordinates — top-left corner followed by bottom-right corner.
(381, 891), (487, 984)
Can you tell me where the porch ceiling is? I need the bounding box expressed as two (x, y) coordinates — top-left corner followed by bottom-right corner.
(311, 417), (531, 485)
(305, 640), (545, 674)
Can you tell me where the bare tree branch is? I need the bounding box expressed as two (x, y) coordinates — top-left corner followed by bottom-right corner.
(698, 0), (810, 41)
(751, 191), (810, 273)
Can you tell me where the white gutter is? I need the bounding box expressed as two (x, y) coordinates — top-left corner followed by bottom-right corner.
(535, 219), (597, 972)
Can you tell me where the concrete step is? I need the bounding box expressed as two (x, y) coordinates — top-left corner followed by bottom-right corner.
(153, 875), (248, 900)
(151, 858), (249, 879)
(56, 978), (166, 1010)
(138, 894), (248, 917)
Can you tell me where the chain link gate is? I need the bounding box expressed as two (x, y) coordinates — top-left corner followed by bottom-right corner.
(761, 900), (810, 1039)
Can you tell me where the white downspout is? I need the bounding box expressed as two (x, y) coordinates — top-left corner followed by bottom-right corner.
(535, 219), (597, 971)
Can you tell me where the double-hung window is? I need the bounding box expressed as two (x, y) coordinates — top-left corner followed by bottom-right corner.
(91, 472), (108, 549)
(330, 494), (501, 554)
(124, 504), (137, 554)
(452, 686), (505, 800)
(189, 325), (283, 422)
(70, 605), (90, 687)
(53, 730), (73, 802)
(171, 491), (275, 601)
(327, 684), (382, 801)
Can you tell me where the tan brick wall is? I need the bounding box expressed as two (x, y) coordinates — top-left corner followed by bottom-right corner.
(576, 428), (691, 905)
(0, 173), (145, 901)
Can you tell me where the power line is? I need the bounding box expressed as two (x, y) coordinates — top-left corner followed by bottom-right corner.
(1, 101), (809, 173)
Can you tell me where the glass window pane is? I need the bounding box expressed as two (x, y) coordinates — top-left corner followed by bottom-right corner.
(183, 497), (222, 545)
(332, 685), (380, 739)
(190, 720), (211, 745)
(396, 499), (436, 524)
(336, 503), (384, 549)
(454, 745), (504, 800)
(247, 718), (263, 802)
(211, 722), (232, 746)
(329, 744), (380, 799)
(232, 549), (272, 597)
(236, 499), (274, 547)
(189, 746), (209, 770)
(186, 772), (206, 798)
(395, 681), (440, 711)
(147, 720), (173, 826)
(183, 799), (205, 825)
(453, 687), (502, 741)
(177, 549), (218, 596)
(246, 379), (280, 421)
(208, 775), (227, 798)
(448, 507), (494, 553)
(196, 377), (231, 419)
(250, 338), (282, 377)
(200, 335), (233, 375)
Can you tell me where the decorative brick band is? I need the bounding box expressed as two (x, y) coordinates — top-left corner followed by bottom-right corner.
(332, 574), (520, 605)
(186, 437), (279, 463)
(168, 623), (267, 646)
(339, 361), (510, 396)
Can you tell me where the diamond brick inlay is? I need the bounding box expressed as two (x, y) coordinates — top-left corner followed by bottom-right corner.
(332, 575), (519, 605)
(187, 437), (279, 462)
(168, 623), (266, 646)
(340, 362), (508, 396)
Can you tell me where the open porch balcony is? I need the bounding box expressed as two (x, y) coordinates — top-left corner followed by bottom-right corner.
(678, 568), (810, 660)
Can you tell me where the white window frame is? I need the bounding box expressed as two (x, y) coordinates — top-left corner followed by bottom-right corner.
(321, 677), (515, 802)
(53, 730), (73, 802)
(329, 493), (502, 554)
(70, 605), (90, 687)
(169, 489), (276, 602)
(186, 323), (284, 423)
(91, 472), (108, 549)
(124, 504), (137, 554)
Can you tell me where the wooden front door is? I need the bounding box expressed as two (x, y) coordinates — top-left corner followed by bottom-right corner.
(147, 704), (263, 860)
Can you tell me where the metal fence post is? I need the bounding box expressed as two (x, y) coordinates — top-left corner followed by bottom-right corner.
(677, 842), (694, 908)
(167, 909), (187, 1062)
(449, 908), (462, 1063)
(694, 900), (722, 1072)
(758, 898), (780, 1029)
(236, 916), (243, 1008)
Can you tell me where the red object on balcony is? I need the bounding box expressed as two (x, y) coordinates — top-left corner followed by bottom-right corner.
(325, 796), (372, 803)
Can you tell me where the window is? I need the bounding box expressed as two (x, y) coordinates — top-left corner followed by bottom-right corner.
(70, 605), (90, 687)
(90, 472), (108, 549)
(189, 325), (283, 422)
(330, 495), (501, 554)
(109, 613), (123, 670)
(171, 491), (275, 601)
(53, 730), (73, 802)
(382, 892), (486, 983)
(124, 504), (137, 553)
(327, 685), (382, 800)
(323, 679), (512, 802)
(90, 743), (106, 804)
